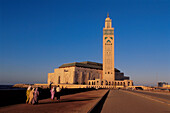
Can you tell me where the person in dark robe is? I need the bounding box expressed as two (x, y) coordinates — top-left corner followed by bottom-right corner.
(56, 85), (61, 102)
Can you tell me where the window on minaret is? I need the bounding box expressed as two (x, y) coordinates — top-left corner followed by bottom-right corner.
(107, 23), (110, 28)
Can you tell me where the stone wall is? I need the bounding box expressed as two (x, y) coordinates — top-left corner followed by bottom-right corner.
(48, 66), (102, 85)
(48, 67), (75, 84)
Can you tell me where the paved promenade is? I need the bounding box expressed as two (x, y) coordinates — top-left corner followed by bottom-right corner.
(128, 90), (170, 104)
(101, 90), (170, 113)
(0, 89), (108, 113)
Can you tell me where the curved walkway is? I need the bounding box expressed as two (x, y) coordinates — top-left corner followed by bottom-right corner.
(101, 90), (170, 113)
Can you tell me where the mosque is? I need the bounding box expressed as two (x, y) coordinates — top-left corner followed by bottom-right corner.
(48, 14), (133, 87)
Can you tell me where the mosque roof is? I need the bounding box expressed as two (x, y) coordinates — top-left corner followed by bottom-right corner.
(59, 61), (102, 70)
(59, 61), (120, 72)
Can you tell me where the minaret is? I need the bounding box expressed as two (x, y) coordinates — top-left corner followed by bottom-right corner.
(103, 13), (115, 83)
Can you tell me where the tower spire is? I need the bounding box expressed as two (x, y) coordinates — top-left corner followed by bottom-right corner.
(107, 13), (109, 17)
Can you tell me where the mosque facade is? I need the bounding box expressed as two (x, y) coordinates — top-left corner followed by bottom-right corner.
(48, 14), (133, 87)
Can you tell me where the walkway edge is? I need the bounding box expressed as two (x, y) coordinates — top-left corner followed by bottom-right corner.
(121, 90), (170, 106)
(87, 89), (110, 113)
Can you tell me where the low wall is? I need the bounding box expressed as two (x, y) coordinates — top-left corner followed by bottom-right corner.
(13, 83), (125, 89)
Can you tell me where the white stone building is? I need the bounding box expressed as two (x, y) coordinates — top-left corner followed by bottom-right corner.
(48, 61), (133, 87)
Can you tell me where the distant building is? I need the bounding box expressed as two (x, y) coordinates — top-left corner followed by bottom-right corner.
(48, 14), (133, 87)
(158, 82), (168, 87)
(163, 84), (170, 88)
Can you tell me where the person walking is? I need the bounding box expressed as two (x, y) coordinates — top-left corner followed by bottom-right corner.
(26, 86), (32, 104)
(29, 88), (35, 104)
(49, 81), (53, 90)
(50, 87), (55, 100)
(34, 88), (39, 104)
(56, 85), (61, 102)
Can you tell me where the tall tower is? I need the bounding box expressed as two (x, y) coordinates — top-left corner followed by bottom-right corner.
(103, 13), (115, 82)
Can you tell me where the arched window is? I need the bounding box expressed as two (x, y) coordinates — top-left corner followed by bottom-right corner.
(128, 82), (130, 86)
(107, 23), (110, 28)
(58, 76), (60, 84)
(101, 81), (103, 85)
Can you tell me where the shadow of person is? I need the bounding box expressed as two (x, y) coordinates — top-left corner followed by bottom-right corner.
(39, 97), (99, 105)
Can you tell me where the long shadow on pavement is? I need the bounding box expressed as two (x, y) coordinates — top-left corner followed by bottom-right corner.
(88, 89), (110, 113)
(39, 97), (99, 105)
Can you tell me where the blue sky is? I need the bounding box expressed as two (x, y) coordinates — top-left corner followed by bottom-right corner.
(0, 0), (170, 86)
